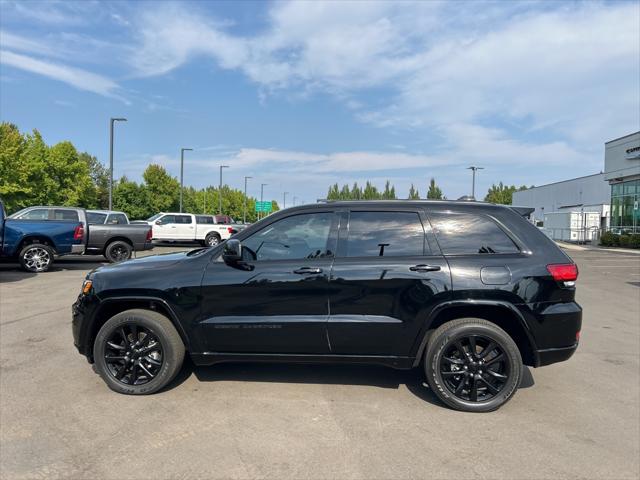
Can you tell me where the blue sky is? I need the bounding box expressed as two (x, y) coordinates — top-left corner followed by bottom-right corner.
(1, 0), (639, 205)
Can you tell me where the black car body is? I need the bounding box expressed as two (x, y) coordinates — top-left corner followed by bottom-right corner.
(73, 200), (581, 411)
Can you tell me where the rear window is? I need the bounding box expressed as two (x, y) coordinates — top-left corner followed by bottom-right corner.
(196, 215), (214, 224)
(53, 209), (79, 221)
(345, 211), (425, 257)
(87, 212), (107, 224)
(107, 213), (128, 224)
(429, 212), (519, 254)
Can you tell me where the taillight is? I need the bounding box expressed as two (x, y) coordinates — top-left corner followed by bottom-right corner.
(146, 228), (153, 241)
(227, 227), (234, 234)
(73, 224), (84, 240)
(546, 263), (578, 282)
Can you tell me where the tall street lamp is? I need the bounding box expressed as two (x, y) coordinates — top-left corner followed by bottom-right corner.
(219, 165), (229, 215)
(467, 166), (484, 199)
(243, 176), (252, 224)
(283, 192), (289, 209)
(179, 148), (193, 213)
(260, 183), (268, 220)
(108, 117), (127, 210)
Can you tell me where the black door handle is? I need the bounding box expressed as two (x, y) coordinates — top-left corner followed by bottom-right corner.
(409, 264), (441, 272)
(293, 267), (323, 274)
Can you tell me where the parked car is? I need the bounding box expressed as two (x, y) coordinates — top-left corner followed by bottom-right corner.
(72, 200), (581, 412)
(1, 201), (86, 272)
(85, 210), (153, 262)
(11, 207), (153, 263)
(140, 212), (244, 246)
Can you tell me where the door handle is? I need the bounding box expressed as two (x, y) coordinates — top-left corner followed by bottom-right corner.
(293, 267), (323, 274)
(409, 264), (441, 272)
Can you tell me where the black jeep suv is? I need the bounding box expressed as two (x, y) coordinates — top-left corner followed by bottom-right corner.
(73, 201), (581, 412)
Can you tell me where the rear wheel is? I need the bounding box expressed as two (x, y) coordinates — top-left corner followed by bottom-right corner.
(204, 232), (221, 247)
(93, 309), (185, 395)
(104, 240), (132, 263)
(18, 243), (54, 272)
(424, 318), (522, 412)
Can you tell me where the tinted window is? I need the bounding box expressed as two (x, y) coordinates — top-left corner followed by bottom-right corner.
(175, 215), (192, 224)
(147, 213), (162, 222)
(346, 211), (425, 257)
(429, 213), (519, 254)
(53, 209), (79, 221)
(214, 215), (233, 224)
(87, 212), (107, 224)
(196, 215), (214, 224)
(158, 215), (175, 224)
(17, 208), (49, 220)
(242, 212), (334, 261)
(107, 214), (128, 224)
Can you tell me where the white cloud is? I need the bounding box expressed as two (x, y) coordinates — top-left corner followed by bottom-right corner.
(0, 50), (126, 102)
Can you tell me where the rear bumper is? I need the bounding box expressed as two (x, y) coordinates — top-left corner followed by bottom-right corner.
(70, 244), (85, 254)
(536, 343), (579, 367)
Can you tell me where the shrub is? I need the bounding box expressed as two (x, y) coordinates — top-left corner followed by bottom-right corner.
(629, 234), (640, 249)
(600, 232), (618, 247)
(618, 235), (631, 247)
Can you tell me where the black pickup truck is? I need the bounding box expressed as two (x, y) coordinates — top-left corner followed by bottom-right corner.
(9, 207), (152, 263)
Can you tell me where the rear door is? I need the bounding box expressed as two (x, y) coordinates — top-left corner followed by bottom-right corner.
(328, 208), (451, 356)
(174, 214), (195, 240)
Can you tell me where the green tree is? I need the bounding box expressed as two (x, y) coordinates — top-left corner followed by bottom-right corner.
(80, 152), (109, 209)
(382, 180), (396, 199)
(327, 183), (340, 200)
(363, 181), (379, 200)
(113, 176), (150, 220)
(427, 178), (443, 199)
(408, 184), (420, 199)
(350, 182), (362, 200)
(143, 164), (180, 213)
(484, 182), (528, 205)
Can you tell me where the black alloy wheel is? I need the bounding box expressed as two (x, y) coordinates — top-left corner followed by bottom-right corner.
(105, 240), (132, 263)
(104, 323), (163, 386)
(424, 318), (522, 412)
(438, 334), (509, 402)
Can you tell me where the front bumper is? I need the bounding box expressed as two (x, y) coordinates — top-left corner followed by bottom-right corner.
(72, 293), (98, 361)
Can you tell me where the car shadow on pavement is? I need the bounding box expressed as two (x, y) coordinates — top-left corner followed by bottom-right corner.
(164, 357), (535, 409)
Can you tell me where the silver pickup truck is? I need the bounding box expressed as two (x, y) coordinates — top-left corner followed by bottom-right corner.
(9, 207), (153, 263)
(85, 210), (153, 262)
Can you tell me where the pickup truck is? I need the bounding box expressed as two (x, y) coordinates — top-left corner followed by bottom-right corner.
(85, 210), (153, 262)
(0, 200), (86, 272)
(9, 207), (152, 263)
(140, 212), (245, 246)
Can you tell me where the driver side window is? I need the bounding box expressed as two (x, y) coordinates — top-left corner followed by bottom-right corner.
(242, 212), (334, 261)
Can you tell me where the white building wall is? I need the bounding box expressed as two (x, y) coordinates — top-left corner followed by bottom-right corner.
(512, 173), (610, 225)
(604, 132), (640, 183)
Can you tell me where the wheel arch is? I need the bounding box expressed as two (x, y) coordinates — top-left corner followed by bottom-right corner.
(86, 296), (190, 363)
(413, 301), (538, 367)
(16, 235), (57, 255)
(102, 236), (133, 253)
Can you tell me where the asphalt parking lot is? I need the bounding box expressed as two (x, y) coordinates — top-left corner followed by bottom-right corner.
(1, 245), (639, 480)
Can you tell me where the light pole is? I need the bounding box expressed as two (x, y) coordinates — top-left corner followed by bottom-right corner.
(243, 176), (252, 224)
(260, 183), (267, 219)
(283, 192), (289, 209)
(467, 166), (484, 198)
(179, 148), (193, 212)
(293, 196), (298, 206)
(219, 165), (229, 215)
(108, 117), (127, 210)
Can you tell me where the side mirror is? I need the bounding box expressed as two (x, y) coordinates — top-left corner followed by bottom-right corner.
(222, 238), (242, 262)
(155, 219), (163, 225)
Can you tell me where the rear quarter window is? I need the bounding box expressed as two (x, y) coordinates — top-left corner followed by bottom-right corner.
(429, 212), (519, 254)
(53, 209), (79, 221)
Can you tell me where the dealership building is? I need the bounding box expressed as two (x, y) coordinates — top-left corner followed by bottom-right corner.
(604, 131), (640, 233)
(512, 130), (640, 237)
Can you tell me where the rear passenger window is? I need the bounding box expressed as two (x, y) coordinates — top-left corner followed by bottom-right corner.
(53, 209), (79, 221)
(346, 211), (425, 257)
(175, 215), (192, 224)
(196, 215), (214, 224)
(429, 213), (519, 254)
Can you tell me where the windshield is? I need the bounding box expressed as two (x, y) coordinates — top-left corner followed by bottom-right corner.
(87, 212), (107, 224)
(146, 213), (163, 222)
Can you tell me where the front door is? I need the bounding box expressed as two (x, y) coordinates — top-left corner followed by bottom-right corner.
(198, 210), (338, 353)
(328, 209), (451, 356)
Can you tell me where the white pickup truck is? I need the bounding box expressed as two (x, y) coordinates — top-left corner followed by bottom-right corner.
(141, 212), (245, 247)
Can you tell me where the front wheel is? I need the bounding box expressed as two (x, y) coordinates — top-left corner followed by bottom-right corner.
(93, 309), (185, 395)
(18, 243), (54, 272)
(104, 240), (132, 263)
(424, 318), (522, 412)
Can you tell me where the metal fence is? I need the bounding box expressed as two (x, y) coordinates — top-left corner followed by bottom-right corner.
(541, 226), (639, 244)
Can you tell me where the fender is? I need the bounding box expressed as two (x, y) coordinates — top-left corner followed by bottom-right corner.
(411, 299), (538, 367)
(92, 295), (192, 351)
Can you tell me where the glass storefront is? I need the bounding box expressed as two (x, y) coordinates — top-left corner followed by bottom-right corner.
(610, 179), (640, 233)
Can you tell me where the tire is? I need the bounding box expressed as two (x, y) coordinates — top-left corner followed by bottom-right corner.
(18, 243), (54, 272)
(104, 240), (132, 263)
(93, 309), (185, 395)
(204, 232), (221, 247)
(424, 318), (522, 412)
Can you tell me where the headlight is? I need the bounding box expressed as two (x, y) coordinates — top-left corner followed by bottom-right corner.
(81, 280), (93, 295)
